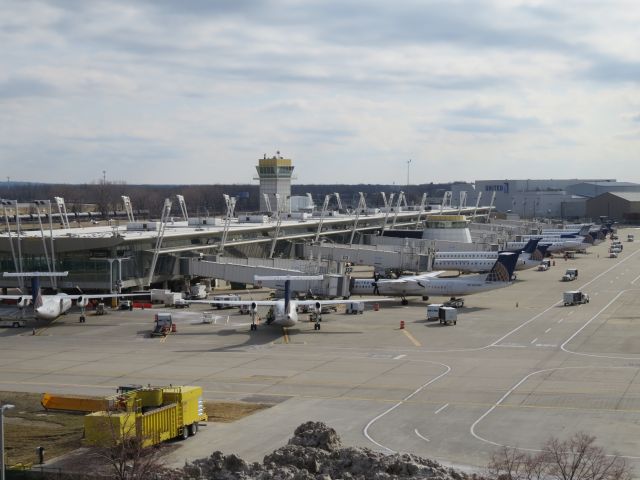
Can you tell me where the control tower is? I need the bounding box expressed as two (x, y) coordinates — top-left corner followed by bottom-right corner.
(256, 152), (294, 213)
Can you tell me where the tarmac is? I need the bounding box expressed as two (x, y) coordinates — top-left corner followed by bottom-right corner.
(1, 227), (639, 474)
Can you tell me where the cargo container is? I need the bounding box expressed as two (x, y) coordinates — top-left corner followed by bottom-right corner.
(426, 304), (443, 320)
(438, 306), (457, 325)
(345, 302), (364, 314)
(84, 386), (207, 448)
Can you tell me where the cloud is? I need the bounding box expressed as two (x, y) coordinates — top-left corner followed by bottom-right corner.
(0, 76), (56, 99)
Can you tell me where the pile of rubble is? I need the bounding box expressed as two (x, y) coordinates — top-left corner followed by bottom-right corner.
(178, 421), (483, 480)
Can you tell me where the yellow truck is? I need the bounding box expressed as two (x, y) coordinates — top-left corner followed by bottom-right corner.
(83, 386), (207, 447)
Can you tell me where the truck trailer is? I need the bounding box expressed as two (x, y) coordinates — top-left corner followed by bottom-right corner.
(563, 290), (589, 306)
(84, 385), (207, 447)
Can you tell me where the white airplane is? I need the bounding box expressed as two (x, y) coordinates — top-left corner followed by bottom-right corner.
(433, 239), (544, 273)
(0, 272), (149, 321)
(506, 236), (589, 253)
(185, 275), (389, 331)
(350, 251), (520, 305)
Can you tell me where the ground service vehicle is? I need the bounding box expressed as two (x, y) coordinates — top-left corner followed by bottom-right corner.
(439, 306), (457, 325)
(628, 234), (634, 242)
(564, 290), (589, 306)
(0, 319), (26, 328)
(212, 294), (241, 309)
(174, 298), (190, 308)
(151, 313), (175, 336)
(538, 260), (551, 271)
(426, 304), (444, 320)
(345, 302), (364, 314)
(84, 385), (207, 447)
(444, 298), (464, 308)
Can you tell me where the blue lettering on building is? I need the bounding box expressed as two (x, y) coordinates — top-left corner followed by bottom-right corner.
(485, 182), (509, 194)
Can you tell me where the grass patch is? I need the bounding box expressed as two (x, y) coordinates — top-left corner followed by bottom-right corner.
(0, 391), (270, 467)
(204, 401), (270, 422)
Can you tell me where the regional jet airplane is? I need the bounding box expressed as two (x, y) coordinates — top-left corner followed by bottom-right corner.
(433, 239), (544, 273)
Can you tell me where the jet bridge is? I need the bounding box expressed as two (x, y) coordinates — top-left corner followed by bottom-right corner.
(301, 243), (432, 273)
(182, 256), (350, 297)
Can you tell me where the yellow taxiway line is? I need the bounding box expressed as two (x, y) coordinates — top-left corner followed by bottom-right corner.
(402, 328), (422, 347)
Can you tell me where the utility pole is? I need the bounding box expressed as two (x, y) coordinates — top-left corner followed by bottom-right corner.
(406, 159), (412, 185)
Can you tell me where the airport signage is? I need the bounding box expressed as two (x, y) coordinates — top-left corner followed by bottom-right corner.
(485, 182), (509, 194)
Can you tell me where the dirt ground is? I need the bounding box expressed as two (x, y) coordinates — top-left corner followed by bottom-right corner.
(0, 391), (270, 468)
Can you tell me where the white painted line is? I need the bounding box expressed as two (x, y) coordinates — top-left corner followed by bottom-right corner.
(558, 318), (564, 323)
(493, 344), (527, 348)
(434, 403), (449, 414)
(414, 428), (430, 442)
(632, 272), (640, 285)
(530, 338), (538, 344)
(535, 344), (557, 348)
(393, 354), (406, 360)
(470, 366), (640, 460)
(567, 311), (575, 316)
(544, 328), (551, 333)
(363, 361), (451, 454)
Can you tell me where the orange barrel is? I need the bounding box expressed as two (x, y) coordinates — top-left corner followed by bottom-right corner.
(373, 303), (379, 311)
(400, 320), (405, 329)
(171, 324), (177, 332)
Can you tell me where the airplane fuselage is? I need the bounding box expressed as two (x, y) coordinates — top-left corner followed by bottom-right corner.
(351, 276), (511, 298)
(34, 295), (73, 320)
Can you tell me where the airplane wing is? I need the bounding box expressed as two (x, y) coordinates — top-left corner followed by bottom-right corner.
(296, 298), (394, 306)
(411, 271), (446, 279)
(0, 295), (29, 301)
(66, 292), (151, 300)
(184, 299), (277, 306)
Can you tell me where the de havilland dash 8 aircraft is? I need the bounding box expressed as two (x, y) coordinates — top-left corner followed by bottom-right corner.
(0, 272), (149, 321)
(185, 275), (391, 331)
(350, 251), (520, 305)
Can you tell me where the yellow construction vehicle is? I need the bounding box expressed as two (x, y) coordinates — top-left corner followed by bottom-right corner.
(83, 385), (207, 447)
(43, 385), (207, 447)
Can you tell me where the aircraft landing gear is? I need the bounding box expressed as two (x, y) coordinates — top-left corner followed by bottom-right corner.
(401, 298), (409, 306)
(312, 311), (322, 331)
(79, 307), (86, 323)
(249, 311), (258, 331)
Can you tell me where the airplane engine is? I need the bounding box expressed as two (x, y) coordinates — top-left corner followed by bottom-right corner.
(314, 301), (321, 315)
(76, 296), (91, 307)
(250, 302), (258, 314)
(17, 296), (31, 308)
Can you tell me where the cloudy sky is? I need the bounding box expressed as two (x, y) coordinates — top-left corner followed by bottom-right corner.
(1, 0), (639, 185)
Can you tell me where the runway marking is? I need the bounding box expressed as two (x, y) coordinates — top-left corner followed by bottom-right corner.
(494, 344), (526, 348)
(282, 327), (290, 344)
(491, 248), (639, 348)
(160, 335), (168, 343)
(470, 366), (640, 461)
(414, 429), (430, 442)
(393, 354), (406, 360)
(632, 272), (640, 285)
(363, 361), (451, 454)
(558, 318), (564, 323)
(544, 328), (551, 333)
(567, 310), (574, 316)
(402, 329), (422, 347)
(561, 289), (640, 360)
(530, 338), (538, 344)
(434, 403), (449, 414)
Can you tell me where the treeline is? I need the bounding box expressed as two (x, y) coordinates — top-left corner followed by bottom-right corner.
(2, 182), (453, 217)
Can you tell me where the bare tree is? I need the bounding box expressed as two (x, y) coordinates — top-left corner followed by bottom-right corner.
(487, 432), (632, 480)
(87, 410), (167, 480)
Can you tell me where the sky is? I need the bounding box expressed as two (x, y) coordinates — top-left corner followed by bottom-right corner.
(1, 0), (639, 185)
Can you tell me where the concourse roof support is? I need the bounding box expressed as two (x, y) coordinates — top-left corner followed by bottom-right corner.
(415, 193), (427, 229)
(380, 192), (395, 235)
(121, 195), (135, 223)
(1, 199), (22, 289)
(32, 200), (56, 289)
(176, 195), (189, 221)
(391, 191), (405, 229)
(348, 192), (366, 246)
(269, 193), (284, 259)
(314, 194), (332, 243)
(472, 191), (483, 220)
(54, 197), (71, 229)
(147, 198), (172, 287)
(220, 194), (237, 254)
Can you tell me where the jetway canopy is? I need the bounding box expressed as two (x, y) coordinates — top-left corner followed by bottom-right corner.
(303, 243), (431, 272)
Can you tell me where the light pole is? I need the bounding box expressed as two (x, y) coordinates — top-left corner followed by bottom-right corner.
(406, 159), (412, 186)
(1, 403), (15, 480)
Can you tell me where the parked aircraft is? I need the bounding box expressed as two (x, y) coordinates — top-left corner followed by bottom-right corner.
(185, 276), (389, 331)
(0, 272), (149, 321)
(433, 239), (544, 273)
(350, 252), (520, 305)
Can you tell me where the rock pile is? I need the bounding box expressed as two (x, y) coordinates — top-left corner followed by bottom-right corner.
(179, 421), (483, 480)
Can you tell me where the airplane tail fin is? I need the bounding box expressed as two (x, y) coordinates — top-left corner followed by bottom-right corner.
(284, 280), (291, 314)
(578, 225), (590, 236)
(31, 277), (42, 307)
(532, 243), (550, 260)
(522, 238), (541, 254)
(486, 252), (519, 282)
